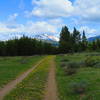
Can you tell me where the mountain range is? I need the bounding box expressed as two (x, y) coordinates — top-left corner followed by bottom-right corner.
(33, 34), (59, 42)
(0, 32), (59, 41)
(0, 32), (59, 46)
(88, 35), (100, 41)
(0, 32), (100, 43)
(32, 34), (59, 46)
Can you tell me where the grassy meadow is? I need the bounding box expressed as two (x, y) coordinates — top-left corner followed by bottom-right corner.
(0, 56), (44, 88)
(56, 53), (100, 100)
(4, 56), (54, 100)
(0, 53), (100, 100)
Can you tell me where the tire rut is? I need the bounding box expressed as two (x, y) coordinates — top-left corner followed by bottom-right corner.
(0, 58), (46, 100)
(44, 56), (59, 100)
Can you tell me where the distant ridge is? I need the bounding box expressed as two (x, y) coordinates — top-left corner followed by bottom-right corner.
(0, 32), (59, 42)
(33, 34), (59, 46)
(88, 35), (100, 41)
(0, 32), (59, 45)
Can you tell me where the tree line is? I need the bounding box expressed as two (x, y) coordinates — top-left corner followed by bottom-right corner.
(0, 36), (57, 56)
(0, 26), (100, 56)
(59, 26), (100, 53)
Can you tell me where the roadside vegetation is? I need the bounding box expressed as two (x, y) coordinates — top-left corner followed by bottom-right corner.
(0, 56), (44, 88)
(56, 53), (100, 100)
(4, 56), (54, 100)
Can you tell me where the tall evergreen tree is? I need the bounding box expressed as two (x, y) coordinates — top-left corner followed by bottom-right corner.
(59, 26), (71, 53)
(73, 27), (81, 43)
(81, 30), (88, 51)
(72, 27), (81, 52)
(92, 41), (96, 51)
(95, 39), (100, 51)
(0, 41), (6, 56)
(82, 30), (87, 42)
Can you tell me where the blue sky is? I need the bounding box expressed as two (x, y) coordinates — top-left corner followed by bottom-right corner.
(0, 0), (100, 40)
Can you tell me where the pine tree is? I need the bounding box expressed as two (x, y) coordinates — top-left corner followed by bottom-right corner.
(81, 30), (88, 51)
(95, 39), (100, 51)
(72, 27), (81, 52)
(92, 41), (96, 51)
(82, 30), (87, 42)
(59, 26), (71, 53)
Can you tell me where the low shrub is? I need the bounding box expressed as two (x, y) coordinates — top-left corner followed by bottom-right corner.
(60, 62), (67, 67)
(70, 80), (88, 94)
(64, 67), (77, 75)
(67, 62), (81, 68)
(78, 61), (85, 68)
(58, 54), (65, 57)
(64, 62), (79, 75)
(60, 58), (69, 62)
(60, 58), (69, 68)
(20, 58), (28, 64)
(84, 57), (97, 67)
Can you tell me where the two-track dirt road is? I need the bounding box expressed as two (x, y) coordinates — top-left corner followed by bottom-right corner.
(0, 56), (59, 100)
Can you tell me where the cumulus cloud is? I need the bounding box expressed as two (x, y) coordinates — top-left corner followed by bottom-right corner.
(0, 22), (24, 33)
(25, 21), (58, 33)
(79, 26), (97, 37)
(27, 0), (74, 18)
(25, 0), (100, 22)
(48, 18), (63, 25)
(8, 13), (18, 22)
(0, 19), (62, 33)
(0, 19), (62, 40)
(74, 0), (100, 21)
(1, 0), (100, 39)
(0, 11), (63, 34)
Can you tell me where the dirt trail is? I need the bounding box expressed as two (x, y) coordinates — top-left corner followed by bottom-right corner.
(0, 58), (46, 100)
(44, 57), (59, 100)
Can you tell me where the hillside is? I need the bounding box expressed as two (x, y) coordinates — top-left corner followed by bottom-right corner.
(88, 35), (100, 41)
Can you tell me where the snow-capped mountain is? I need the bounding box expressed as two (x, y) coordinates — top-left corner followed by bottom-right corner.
(33, 34), (59, 42)
(0, 32), (59, 42)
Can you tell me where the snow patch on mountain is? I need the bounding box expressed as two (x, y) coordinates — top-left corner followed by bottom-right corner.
(0, 32), (59, 42)
(33, 34), (59, 41)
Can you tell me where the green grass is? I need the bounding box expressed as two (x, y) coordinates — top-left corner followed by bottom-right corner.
(4, 56), (54, 100)
(56, 53), (100, 100)
(0, 56), (44, 88)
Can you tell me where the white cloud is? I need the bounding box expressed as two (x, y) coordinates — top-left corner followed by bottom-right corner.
(0, 19), (62, 40)
(27, 0), (100, 21)
(48, 18), (63, 25)
(0, 22), (24, 33)
(0, 12), (64, 34)
(79, 26), (97, 37)
(27, 0), (74, 18)
(8, 13), (18, 22)
(25, 21), (58, 33)
(74, 0), (100, 21)
(1, 0), (100, 39)
(0, 19), (62, 34)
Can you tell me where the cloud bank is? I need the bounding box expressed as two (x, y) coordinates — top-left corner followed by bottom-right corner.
(0, 0), (100, 40)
